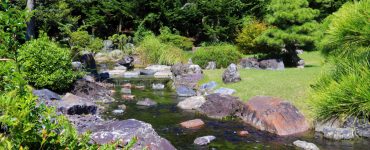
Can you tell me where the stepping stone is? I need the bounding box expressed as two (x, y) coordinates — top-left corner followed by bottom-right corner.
(140, 69), (156, 75)
(237, 131), (249, 137)
(124, 71), (140, 78)
(194, 136), (216, 145)
(180, 119), (205, 129)
(136, 98), (157, 107)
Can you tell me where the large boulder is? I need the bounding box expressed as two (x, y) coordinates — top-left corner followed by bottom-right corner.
(58, 93), (97, 115)
(71, 79), (115, 103)
(344, 117), (370, 138)
(171, 63), (190, 77)
(89, 119), (176, 150)
(222, 64), (241, 83)
(33, 89), (61, 101)
(177, 96), (206, 110)
(240, 58), (259, 69)
(240, 96), (309, 136)
(118, 56), (134, 70)
(67, 115), (104, 133)
(259, 59), (285, 70)
(197, 93), (245, 119)
(174, 73), (203, 89)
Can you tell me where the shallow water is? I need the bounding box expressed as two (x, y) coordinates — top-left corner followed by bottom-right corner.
(101, 77), (370, 150)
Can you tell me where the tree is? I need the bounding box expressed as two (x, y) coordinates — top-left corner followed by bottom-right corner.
(26, 0), (35, 40)
(256, 0), (320, 67)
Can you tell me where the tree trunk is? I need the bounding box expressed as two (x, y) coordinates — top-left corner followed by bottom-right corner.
(283, 44), (303, 67)
(118, 18), (123, 33)
(26, 0), (35, 40)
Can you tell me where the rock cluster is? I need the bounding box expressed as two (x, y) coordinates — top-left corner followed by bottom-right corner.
(240, 58), (285, 70)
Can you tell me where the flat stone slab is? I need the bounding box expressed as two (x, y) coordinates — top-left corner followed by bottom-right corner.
(136, 98), (157, 107)
(154, 71), (172, 78)
(323, 127), (355, 140)
(33, 89), (61, 101)
(105, 70), (126, 78)
(180, 119), (205, 129)
(240, 96), (309, 136)
(293, 140), (320, 150)
(145, 65), (171, 72)
(124, 71), (140, 78)
(194, 135), (216, 145)
(176, 86), (196, 97)
(177, 96), (206, 110)
(140, 69), (156, 75)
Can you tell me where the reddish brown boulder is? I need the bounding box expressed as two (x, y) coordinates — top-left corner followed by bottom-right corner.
(237, 131), (249, 137)
(180, 119), (205, 129)
(240, 96), (309, 136)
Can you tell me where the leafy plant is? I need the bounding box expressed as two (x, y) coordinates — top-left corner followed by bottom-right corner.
(235, 17), (269, 54)
(137, 34), (186, 65)
(18, 34), (78, 92)
(109, 34), (128, 50)
(158, 27), (193, 51)
(192, 44), (242, 68)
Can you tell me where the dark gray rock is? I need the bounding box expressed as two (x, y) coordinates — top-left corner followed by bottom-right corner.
(176, 86), (196, 97)
(136, 98), (157, 107)
(67, 115), (104, 133)
(189, 65), (202, 74)
(89, 119), (176, 150)
(123, 71), (140, 78)
(140, 69), (156, 75)
(71, 79), (115, 103)
(171, 63), (190, 77)
(322, 127), (355, 140)
(174, 74), (203, 89)
(33, 89), (61, 101)
(222, 64), (241, 83)
(194, 135), (216, 145)
(118, 56), (134, 70)
(293, 140), (320, 150)
(72, 61), (82, 71)
(259, 59), (285, 70)
(197, 93), (245, 119)
(240, 58), (259, 69)
(205, 61), (217, 70)
(58, 93), (97, 115)
(344, 117), (370, 138)
(80, 53), (98, 75)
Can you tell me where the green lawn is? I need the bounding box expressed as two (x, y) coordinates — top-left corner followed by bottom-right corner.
(199, 51), (326, 122)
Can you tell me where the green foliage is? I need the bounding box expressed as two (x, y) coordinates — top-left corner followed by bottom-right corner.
(0, 61), (27, 94)
(158, 27), (193, 51)
(311, 0), (370, 120)
(69, 30), (104, 54)
(18, 34), (78, 92)
(109, 34), (128, 50)
(192, 44), (242, 68)
(137, 34), (186, 65)
(257, 0), (320, 51)
(0, 1), (28, 59)
(235, 17), (269, 54)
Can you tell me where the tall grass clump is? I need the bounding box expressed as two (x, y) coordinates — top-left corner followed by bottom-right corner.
(310, 0), (370, 120)
(192, 44), (242, 68)
(137, 34), (186, 65)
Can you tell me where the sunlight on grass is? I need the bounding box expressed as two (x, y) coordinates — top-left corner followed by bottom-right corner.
(200, 51), (325, 122)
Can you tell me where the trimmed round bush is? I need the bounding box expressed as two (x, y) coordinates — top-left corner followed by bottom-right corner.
(18, 35), (78, 92)
(192, 44), (242, 68)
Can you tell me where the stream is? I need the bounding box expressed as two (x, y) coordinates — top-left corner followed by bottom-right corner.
(100, 77), (370, 150)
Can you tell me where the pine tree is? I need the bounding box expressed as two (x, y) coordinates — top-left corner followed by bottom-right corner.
(257, 0), (320, 67)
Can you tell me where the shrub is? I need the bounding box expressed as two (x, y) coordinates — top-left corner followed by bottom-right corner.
(18, 35), (78, 92)
(0, 61), (27, 93)
(137, 34), (186, 65)
(158, 27), (193, 51)
(235, 17), (269, 54)
(69, 31), (103, 54)
(310, 0), (370, 120)
(192, 44), (242, 68)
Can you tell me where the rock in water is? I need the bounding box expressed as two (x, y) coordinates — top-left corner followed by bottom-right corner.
(136, 98), (157, 107)
(222, 64), (241, 83)
(112, 109), (124, 114)
(176, 86), (196, 97)
(322, 127), (355, 140)
(140, 69), (156, 75)
(205, 61), (216, 70)
(71, 79), (115, 103)
(240, 96), (309, 136)
(293, 140), (320, 150)
(118, 56), (134, 70)
(180, 119), (205, 129)
(198, 93), (245, 119)
(194, 136), (216, 145)
(177, 96), (206, 110)
(90, 119), (176, 150)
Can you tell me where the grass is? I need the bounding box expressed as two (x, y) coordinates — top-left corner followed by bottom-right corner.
(199, 51), (326, 122)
